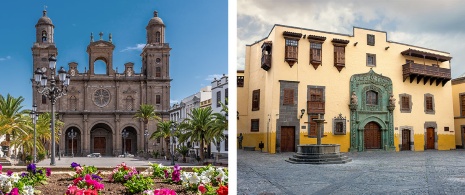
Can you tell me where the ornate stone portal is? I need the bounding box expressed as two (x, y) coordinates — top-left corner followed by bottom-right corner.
(349, 69), (395, 152)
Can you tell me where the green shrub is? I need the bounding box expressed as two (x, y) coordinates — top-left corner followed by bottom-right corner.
(124, 174), (153, 194)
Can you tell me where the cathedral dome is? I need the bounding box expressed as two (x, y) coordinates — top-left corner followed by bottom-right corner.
(148, 11), (164, 25)
(36, 10), (53, 25)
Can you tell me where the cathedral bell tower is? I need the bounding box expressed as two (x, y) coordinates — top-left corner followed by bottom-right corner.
(32, 9), (58, 111)
(141, 11), (171, 79)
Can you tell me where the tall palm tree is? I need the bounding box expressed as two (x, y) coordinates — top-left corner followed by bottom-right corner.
(178, 107), (215, 163)
(134, 104), (160, 156)
(150, 120), (173, 158)
(0, 94), (30, 157)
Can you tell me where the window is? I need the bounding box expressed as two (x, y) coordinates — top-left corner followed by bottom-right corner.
(334, 46), (345, 66)
(461, 94), (465, 116)
(335, 122), (344, 133)
(333, 114), (346, 135)
(366, 91), (378, 105)
(237, 76), (244, 87)
(42, 30), (47, 42)
(444, 127), (449, 132)
(367, 54), (376, 66)
(367, 34), (375, 46)
(225, 88), (228, 105)
(126, 96), (134, 110)
(308, 87), (325, 114)
(283, 88), (294, 105)
(251, 119), (259, 132)
(157, 137), (161, 144)
(310, 42), (322, 65)
(42, 95), (47, 104)
(252, 89), (260, 111)
(308, 115), (319, 137)
(156, 67), (161, 77)
(400, 93), (412, 113)
(285, 39), (298, 66)
(216, 91), (221, 107)
(155, 31), (160, 43)
(156, 95), (161, 105)
(424, 94), (435, 114)
(225, 137), (228, 151)
(69, 96), (78, 110)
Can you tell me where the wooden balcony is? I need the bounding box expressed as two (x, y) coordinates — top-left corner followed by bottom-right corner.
(402, 62), (451, 86)
(261, 54), (271, 71)
(307, 101), (325, 114)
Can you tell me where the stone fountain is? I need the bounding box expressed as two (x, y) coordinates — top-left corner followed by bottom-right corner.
(286, 114), (351, 164)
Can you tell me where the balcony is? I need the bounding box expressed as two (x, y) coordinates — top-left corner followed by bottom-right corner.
(261, 54), (271, 71)
(402, 62), (451, 86)
(307, 101), (325, 114)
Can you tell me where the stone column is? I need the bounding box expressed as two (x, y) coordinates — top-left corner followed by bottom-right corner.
(82, 115), (89, 155)
(115, 115), (121, 155)
(349, 104), (358, 152)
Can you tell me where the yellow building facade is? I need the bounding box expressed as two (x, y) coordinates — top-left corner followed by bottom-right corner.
(452, 77), (465, 148)
(238, 25), (455, 153)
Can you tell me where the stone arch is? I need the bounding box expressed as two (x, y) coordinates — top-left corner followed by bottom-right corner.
(359, 116), (387, 130)
(64, 127), (82, 157)
(93, 58), (108, 75)
(90, 123), (113, 156)
(121, 126), (138, 155)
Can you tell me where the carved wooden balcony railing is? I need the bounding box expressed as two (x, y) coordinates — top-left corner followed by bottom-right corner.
(307, 101), (325, 114)
(261, 54), (271, 71)
(402, 62), (451, 86)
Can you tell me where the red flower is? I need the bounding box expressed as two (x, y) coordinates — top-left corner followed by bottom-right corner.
(216, 185), (228, 195)
(198, 184), (207, 194)
(73, 177), (83, 185)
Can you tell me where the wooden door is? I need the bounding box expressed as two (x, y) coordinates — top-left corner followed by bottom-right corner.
(281, 126), (295, 152)
(426, 128), (435, 149)
(401, 129), (410, 151)
(364, 122), (381, 149)
(68, 139), (78, 154)
(94, 137), (106, 155)
(125, 139), (132, 154)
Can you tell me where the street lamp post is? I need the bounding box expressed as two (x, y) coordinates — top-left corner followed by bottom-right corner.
(29, 104), (38, 163)
(144, 130), (149, 159)
(33, 55), (70, 166)
(122, 129), (129, 158)
(68, 129), (77, 157)
(58, 130), (61, 160)
(171, 123), (177, 165)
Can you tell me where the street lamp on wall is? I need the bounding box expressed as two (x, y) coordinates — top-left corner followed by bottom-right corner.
(33, 55), (70, 166)
(300, 109), (305, 118)
(29, 104), (38, 163)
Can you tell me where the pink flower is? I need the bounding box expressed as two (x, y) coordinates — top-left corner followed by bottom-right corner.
(0, 164), (3, 173)
(198, 184), (206, 194)
(66, 185), (78, 195)
(154, 188), (177, 195)
(75, 166), (83, 174)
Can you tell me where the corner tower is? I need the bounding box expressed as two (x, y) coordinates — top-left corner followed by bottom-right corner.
(32, 9), (57, 111)
(141, 11), (171, 79)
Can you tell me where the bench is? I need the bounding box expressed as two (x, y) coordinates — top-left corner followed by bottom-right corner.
(243, 146), (256, 151)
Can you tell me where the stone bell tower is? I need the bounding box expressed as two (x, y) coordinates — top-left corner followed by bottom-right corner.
(32, 9), (58, 111)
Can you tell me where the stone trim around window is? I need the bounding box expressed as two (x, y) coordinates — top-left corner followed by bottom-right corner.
(424, 93), (435, 114)
(332, 114), (346, 135)
(459, 92), (465, 117)
(399, 93), (412, 113)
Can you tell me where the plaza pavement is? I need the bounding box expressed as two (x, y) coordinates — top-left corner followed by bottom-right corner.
(238, 149), (465, 195)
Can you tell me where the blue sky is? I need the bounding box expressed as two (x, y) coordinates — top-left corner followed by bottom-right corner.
(0, 0), (228, 109)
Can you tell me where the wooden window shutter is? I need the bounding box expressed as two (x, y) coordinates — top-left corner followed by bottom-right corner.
(402, 96), (409, 110)
(426, 96), (433, 110)
(462, 95), (465, 116)
(283, 88), (294, 105)
(252, 89), (260, 111)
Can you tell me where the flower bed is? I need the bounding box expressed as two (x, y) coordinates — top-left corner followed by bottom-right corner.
(32, 162), (228, 195)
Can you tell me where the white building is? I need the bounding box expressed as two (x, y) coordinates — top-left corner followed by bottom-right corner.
(211, 74), (228, 157)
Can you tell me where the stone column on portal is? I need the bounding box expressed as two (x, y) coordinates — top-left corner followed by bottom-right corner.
(82, 115), (89, 155)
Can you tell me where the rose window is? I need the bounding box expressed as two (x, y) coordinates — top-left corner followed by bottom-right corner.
(93, 89), (110, 107)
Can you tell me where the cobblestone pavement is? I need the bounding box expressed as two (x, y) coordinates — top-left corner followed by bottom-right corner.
(238, 150), (465, 195)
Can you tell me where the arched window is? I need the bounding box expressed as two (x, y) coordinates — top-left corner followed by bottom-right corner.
(69, 96), (78, 110)
(42, 30), (47, 42)
(155, 32), (161, 43)
(94, 59), (107, 75)
(126, 96), (134, 111)
(366, 90), (378, 105)
(156, 67), (161, 77)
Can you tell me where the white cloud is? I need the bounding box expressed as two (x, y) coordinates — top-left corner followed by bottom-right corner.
(205, 74), (224, 81)
(120, 44), (146, 52)
(0, 56), (11, 61)
(237, 0), (465, 77)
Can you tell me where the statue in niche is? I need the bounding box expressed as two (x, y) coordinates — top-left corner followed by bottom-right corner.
(351, 92), (358, 105)
(127, 67), (133, 76)
(389, 93), (396, 106)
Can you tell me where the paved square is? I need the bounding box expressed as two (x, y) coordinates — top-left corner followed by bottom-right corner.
(238, 150), (465, 195)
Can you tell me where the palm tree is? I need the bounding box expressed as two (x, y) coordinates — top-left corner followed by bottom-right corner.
(178, 107), (215, 163)
(134, 104), (160, 157)
(0, 94), (30, 157)
(150, 120), (173, 158)
(209, 100), (228, 163)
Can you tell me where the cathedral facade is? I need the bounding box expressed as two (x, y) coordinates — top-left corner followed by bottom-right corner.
(32, 10), (171, 156)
